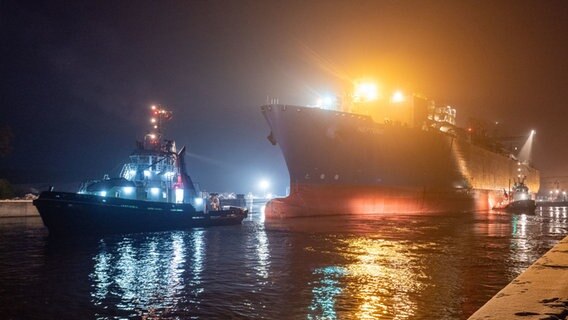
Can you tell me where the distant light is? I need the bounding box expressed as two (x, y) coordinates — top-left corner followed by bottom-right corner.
(531, 129), (536, 135)
(316, 95), (335, 109)
(151, 105), (156, 110)
(391, 90), (405, 103)
(151, 118), (156, 123)
(100, 191), (107, 197)
(150, 187), (160, 195)
(353, 82), (379, 102)
(149, 134), (156, 139)
(144, 170), (151, 177)
(259, 179), (270, 190)
(194, 197), (203, 206)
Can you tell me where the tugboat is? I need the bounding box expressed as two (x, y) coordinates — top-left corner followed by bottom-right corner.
(33, 105), (247, 236)
(493, 176), (537, 213)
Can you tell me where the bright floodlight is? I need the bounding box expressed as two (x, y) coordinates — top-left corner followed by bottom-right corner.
(391, 90), (405, 103)
(518, 129), (536, 162)
(259, 179), (270, 190)
(354, 82), (379, 102)
(316, 95), (335, 108)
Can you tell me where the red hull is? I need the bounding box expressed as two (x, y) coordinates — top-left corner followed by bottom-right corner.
(265, 184), (495, 219)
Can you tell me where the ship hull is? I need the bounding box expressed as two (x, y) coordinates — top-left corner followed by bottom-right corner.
(262, 104), (539, 218)
(265, 183), (498, 218)
(34, 191), (247, 236)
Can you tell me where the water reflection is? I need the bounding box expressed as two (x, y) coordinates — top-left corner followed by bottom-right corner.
(341, 238), (422, 319)
(1, 208), (566, 319)
(308, 266), (346, 320)
(90, 232), (203, 318)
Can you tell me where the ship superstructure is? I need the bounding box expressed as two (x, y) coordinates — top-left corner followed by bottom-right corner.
(262, 82), (539, 218)
(78, 105), (200, 206)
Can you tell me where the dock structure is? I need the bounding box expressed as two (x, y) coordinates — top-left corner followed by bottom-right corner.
(469, 236), (568, 320)
(0, 200), (38, 218)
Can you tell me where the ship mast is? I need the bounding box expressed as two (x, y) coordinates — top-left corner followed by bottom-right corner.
(145, 105), (173, 150)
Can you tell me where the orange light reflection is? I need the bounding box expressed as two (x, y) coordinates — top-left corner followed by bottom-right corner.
(339, 237), (425, 319)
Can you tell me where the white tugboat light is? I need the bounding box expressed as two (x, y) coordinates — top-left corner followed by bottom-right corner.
(123, 187), (134, 195)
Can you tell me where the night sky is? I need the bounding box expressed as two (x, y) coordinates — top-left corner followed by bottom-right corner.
(2, 0), (568, 194)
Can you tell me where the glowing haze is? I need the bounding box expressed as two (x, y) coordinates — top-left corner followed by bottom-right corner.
(1, 1), (568, 193)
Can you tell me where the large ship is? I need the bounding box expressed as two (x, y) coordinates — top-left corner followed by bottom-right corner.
(262, 82), (539, 218)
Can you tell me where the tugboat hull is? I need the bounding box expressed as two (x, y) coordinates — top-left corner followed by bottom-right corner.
(493, 199), (537, 213)
(33, 192), (247, 236)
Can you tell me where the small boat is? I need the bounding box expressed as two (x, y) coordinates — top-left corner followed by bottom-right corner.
(492, 176), (536, 213)
(33, 105), (247, 236)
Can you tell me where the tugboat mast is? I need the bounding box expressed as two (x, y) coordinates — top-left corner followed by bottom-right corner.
(146, 105), (173, 150)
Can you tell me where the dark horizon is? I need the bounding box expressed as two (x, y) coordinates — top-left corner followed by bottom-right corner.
(2, 0), (568, 194)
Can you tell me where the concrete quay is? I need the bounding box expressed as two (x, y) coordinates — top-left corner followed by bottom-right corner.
(0, 200), (38, 218)
(469, 236), (568, 320)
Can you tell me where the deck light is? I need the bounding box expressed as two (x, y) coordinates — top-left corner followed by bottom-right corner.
(354, 82), (379, 102)
(123, 187), (134, 195)
(391, 90), (405, 103)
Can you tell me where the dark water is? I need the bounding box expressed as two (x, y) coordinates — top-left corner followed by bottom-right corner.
(1, 207), (566, 320)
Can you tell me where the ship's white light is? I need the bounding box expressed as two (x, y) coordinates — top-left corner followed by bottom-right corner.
(150, 187), (160, 195)
(123, 187), (134, 195)
(194, 197), (203, 206)
(144, 170), (151, 177)
(100, 191), (107, 197)
(354, 82), (379, 102)
(151, 118), (156, 123)
(391, 90), (405, 103)
(175, 189), (184, 203)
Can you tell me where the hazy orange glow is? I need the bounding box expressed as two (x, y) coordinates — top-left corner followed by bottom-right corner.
(353, 81), (379, 102)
